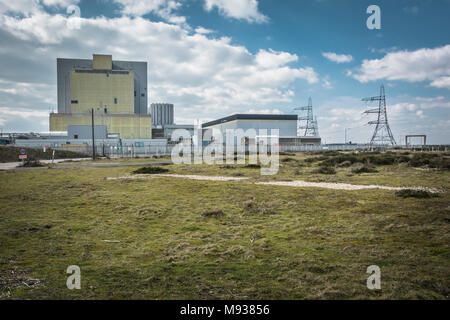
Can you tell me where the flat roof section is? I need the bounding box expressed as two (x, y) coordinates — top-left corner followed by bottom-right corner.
(202, 114), (298, 128)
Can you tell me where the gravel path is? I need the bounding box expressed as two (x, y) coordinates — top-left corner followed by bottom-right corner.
(106, 174), (438, 192)
(256, 180), (439, 192)
(106, 174), (249, 181)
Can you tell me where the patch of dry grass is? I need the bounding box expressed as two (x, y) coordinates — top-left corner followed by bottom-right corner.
(0, 151), (448, 299)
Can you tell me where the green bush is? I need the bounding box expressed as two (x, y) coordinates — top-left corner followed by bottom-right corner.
(321, 152), (411, 167)
(336, 160), (352, 168)
(244, 164), (261, 169)
(133, 166), (169, 174)
(351, 165), (378, 174)
(219, 164), (236, 169)
(314, 166), (336, 174)
(321, 154), (359, 166)
(408, 153), (449, 170)
(281, 157), (297, 163)
(279, 152), (296, 156)
(431, 157), (450, 170)
(367, 154), (396, 165)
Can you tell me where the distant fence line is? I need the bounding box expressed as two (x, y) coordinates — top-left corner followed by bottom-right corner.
(12, 138), (450, 157)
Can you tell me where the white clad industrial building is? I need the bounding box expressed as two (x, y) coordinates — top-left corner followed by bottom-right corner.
(202, 114), (321, 145)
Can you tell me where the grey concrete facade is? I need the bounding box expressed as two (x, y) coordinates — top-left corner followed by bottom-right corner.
(68, 125), (108, 140)
(57, 57), (148, 114)
(151, 103), (174, 128)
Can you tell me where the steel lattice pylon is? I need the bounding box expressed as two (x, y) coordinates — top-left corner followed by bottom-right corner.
(362, 85), (396, 146)
(293, 97), (319, 137)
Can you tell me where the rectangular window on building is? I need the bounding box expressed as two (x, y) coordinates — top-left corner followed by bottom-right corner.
(134, 91), (136, 97)
(114, 98), (118, 104)
(104, 108), (107, 114)
(141, 93), (145, 97)
(71, 100), (78, 104)
(74, 135), (78, 139)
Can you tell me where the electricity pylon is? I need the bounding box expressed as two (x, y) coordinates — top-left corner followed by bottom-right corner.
(362, 84), (396, 146)
(293, 97), (319, 137)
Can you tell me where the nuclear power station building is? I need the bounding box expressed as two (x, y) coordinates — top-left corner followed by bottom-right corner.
(49, 54), (152, 139)
(11, 53), (322, 152)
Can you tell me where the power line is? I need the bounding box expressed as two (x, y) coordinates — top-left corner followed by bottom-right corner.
(362, 84), (396, 146)
(293, 97), (319, 137)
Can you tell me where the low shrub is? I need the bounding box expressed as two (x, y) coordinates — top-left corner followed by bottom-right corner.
(336, 160), (352, 168)
(133, 166), (169, 174)
(244, 164), (261, 169)
(279, 152), (296, 156)
(314, 166), (336, 174)
(20, 159), (44, 167)
(243, 200), (276, 215)
(408, 153), (439, 167)
(408, 153), (449, 170)
(351, 165), (378, 174)
(321, 154), (359, 166)
(220, 164), (236, 169)
(367, 154), (396, 165)
(201, 210), (225, 218)
(281, 157), (297, 163)
(305, 156), (327, 163)
(395, 189), (438, 198)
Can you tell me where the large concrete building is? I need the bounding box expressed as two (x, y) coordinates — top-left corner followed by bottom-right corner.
(202, 113), (321, 145)
(202, 114), (298, 137)
(50, 54), (151, 139)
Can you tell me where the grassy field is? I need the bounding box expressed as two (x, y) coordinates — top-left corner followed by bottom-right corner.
(0, 151), (449, 299)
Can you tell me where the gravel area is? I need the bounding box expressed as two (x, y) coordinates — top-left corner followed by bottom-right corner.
(256, 180), (439, 192)
(106, 174), (438, 192)
(106, 174), (249, 181)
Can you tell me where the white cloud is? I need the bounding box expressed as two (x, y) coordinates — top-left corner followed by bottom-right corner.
(0, 6), (318, 129)
(322, 76), (332, 89)
(113, 0), (179, 16)
(111, 0), (188, 26)
(0, 106), (50, 131)
(0, 79), (55, 106)
(243, 108), (283, 115)
(204, 0), (268, 23)
(430, 76), (450, 89)
(0, 0), (79, 15)
(195, 26), (214, 34)
(322, 52), (353, 63)
(255, 49), (298, 69)
(352, 45), (450, 90)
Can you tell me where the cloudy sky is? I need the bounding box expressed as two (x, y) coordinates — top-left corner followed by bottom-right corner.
(0, 0), (449, 144)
